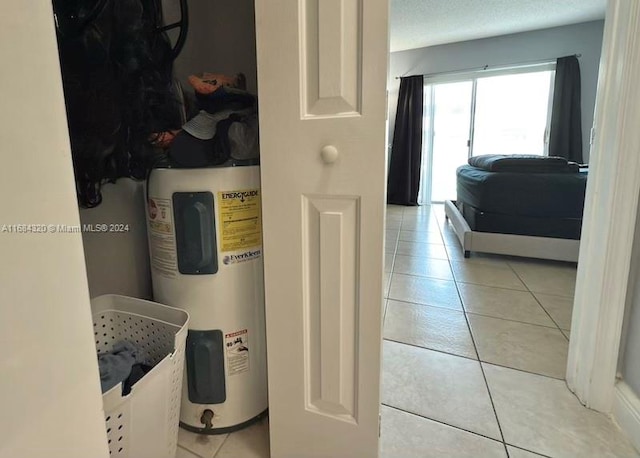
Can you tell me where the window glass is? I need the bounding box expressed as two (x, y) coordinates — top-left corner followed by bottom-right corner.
(472, 71), (554, 156)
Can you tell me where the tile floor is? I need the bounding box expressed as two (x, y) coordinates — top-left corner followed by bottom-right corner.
(381, 204), (639, 458)
(175, 204), (639, 457)
(175, 417), (270, 458)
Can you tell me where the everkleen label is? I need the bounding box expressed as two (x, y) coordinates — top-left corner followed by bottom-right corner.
(223, 249), (262, 265)
(217, 188), (262, 252)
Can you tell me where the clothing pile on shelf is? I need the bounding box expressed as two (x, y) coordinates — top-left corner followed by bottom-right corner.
(154, 72), (260, 168)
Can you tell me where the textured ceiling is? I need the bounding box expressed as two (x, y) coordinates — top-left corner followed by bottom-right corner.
(390, 0), (606, 52)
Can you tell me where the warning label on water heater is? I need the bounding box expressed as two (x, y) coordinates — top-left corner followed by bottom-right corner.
(148, 197), (177, 278)
(225, 329), (249, 376)
(218, 189), (262, 253)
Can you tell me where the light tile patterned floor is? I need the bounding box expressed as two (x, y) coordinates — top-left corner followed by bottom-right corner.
(176, 204), (638, 457)
(176, 417), (269, 458)
(381, 204), (639, 458)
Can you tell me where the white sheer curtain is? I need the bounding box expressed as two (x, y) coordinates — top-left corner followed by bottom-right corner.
(417, 85), (433, 205)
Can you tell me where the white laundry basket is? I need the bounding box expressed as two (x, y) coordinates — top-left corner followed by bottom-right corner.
(92, 295), (189, 458)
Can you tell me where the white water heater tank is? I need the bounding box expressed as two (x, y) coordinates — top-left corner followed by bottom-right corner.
(146, 165), (267, 434)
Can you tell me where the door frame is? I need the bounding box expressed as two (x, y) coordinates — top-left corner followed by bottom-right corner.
(567, 0), (640, 413)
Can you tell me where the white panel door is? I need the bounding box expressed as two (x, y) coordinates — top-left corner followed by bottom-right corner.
(255, 0), (388, 456)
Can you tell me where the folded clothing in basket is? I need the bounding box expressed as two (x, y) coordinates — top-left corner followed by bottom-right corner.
(98, 341), (150, 394)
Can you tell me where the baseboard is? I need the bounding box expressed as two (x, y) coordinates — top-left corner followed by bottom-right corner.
(613, 381), (640, 453)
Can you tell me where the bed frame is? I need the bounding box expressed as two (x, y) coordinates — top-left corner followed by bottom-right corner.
(444, 200), (580, 262)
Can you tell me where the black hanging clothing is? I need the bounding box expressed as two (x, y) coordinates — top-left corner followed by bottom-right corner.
(54, 0), (183, 207)
(549, 55), (583, 163)
(387, 75), (424, 206)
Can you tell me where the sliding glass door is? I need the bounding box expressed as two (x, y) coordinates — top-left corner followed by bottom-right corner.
(429, 82), (473, 202)
(473, 71), (554, 156)
(420, 67), (555, 203)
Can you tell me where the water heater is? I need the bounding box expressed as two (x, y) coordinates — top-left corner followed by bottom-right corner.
(146, 165), (268, 434)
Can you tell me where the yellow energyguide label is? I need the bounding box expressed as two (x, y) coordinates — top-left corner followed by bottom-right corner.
(217, 189), (262, 252)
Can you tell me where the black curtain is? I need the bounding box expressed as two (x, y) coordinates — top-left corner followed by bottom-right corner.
(549, 55), (583, 163)
(387, 75), (424, 205)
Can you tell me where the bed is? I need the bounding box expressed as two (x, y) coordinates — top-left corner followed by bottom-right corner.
(444, 155), (588, 262)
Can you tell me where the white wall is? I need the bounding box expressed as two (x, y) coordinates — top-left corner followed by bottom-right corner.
(388, 21), (605, 162)
(622, 275), (640, 395)
(80, 0), (257, 300)
(621, 200), (640, 396)
(0, 3), (108, 457)
(165, 0), (258, 94)
(80, 180), (152, 299)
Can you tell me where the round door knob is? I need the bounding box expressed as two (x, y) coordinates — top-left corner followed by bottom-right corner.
(320, 145), (339, 164)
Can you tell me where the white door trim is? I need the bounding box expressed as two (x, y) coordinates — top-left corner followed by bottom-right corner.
(566, 0), (640, 412)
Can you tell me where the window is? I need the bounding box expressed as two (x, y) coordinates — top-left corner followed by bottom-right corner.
(420, 64), (555, 203)
(472, 70), (554, 156)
